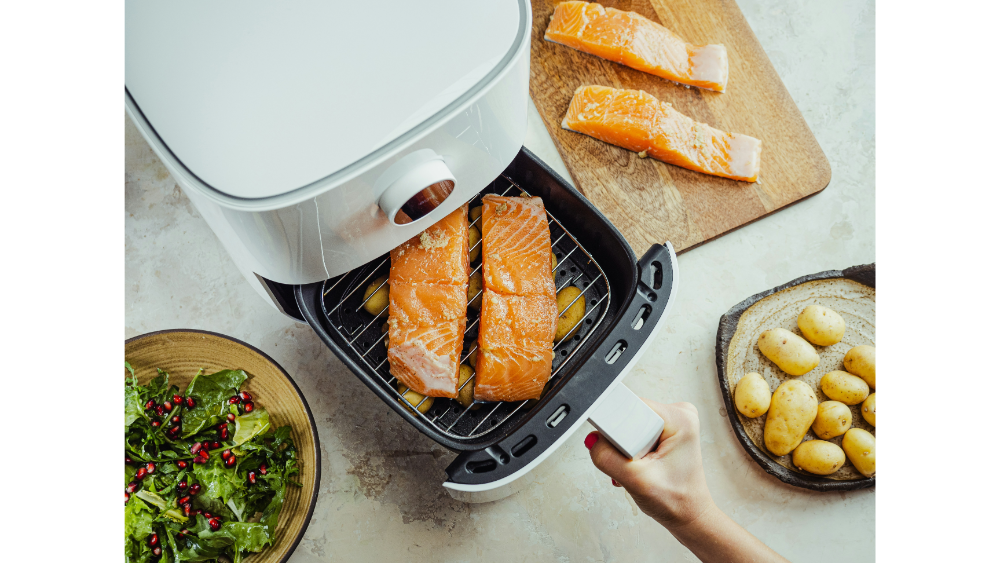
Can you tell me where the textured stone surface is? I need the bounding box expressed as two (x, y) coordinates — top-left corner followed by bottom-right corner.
(125, 1), (874, 560)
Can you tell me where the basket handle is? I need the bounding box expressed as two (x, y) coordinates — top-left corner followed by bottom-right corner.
(587, 382), (663, 460)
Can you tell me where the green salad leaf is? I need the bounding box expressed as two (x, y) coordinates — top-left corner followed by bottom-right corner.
(181, 369), (247, 437)
(192, 453), (243, 504)
(233, 409), (270, 446)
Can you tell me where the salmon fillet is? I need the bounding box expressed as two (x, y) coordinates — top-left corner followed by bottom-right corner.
(563, 85), (762, 182)
(475, 196), (558, 402)
(387, 206), (470, 398)
(545, 1), (728, 92)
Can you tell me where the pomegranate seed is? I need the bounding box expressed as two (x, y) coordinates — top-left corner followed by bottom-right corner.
(163, 401), (173, 411)
(146, 462), (156, 474)
(176, 460), (188, 470)
(194, 508), (203, 515)
(190, 442), (202, 454)
(152, 546), (162, 557)
(239, 391), (253, 402)
(155, 406), (165, 417)
(172, 394), (183, 404)
(198, 449), (210, 460)
(178, 495), (191, 505)
(189, 484), (201, 495)
(124, 492), (130, 504)
(259, 463), (267, 475)
(209, 518), (221, 531)
(177, 480), (188, 491)
(217, 423), (228, 430)
(136, 467), (148, 480)
(144, 399), (155, 410)
(243, 402), (255, 413)
(248, 471), (257, 484)
(221, 449), (232, 459)
(181, 502), (192, 517)
(125, 455), (134, 465)
(228, 396), (240, 405)
(225, 455), (237, 468)
(203, 512), (213, 520)
(210, 441), (221, 450)
(126, 482), (139, 493)
(148, 533), (159, 546)
(171, 415), (180, 424)
(151, 420), (161, 428)
(193, 456), (207, 465)
(219, 427), (229, 440)
(186, 397), (196, 408)
(226, 413), (235, 422)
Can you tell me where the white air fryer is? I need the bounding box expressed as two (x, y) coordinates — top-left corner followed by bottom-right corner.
(126, 0), (679, 503)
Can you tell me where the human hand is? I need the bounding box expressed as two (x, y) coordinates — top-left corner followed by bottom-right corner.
(585, 400), (715, 530)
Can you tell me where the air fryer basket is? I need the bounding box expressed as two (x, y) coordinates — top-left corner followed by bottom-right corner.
(295, 148), (675, 483)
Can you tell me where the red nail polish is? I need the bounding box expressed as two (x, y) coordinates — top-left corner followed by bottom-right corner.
(584, 431), (599, 450)
(611, 479), (620, 487)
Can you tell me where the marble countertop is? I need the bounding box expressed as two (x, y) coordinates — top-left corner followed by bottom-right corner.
(125, 1), (874, 560)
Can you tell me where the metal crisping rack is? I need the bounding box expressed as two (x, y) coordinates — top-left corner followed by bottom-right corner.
(319, 175), (611, 441)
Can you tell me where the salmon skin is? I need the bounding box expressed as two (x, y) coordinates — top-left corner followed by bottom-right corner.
(544, 1), (728, 92)
(475, 196), (558, 402)
(387, 206), (470, 398)
(563, 85), (762, 182)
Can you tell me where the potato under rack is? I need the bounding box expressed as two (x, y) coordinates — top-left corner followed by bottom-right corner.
(319, 175), (611, 441)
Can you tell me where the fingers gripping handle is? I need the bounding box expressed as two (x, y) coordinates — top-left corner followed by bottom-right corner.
(587, 383), (664, 460)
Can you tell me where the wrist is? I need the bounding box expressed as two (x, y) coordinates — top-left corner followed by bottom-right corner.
(661, 501), (722, 540)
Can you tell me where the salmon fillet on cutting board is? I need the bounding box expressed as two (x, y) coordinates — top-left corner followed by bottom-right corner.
(387, 206), (470, 398)
(563, 85), (762, 182)
(544, 1), (729, 92)
(475, 196), (558, 402)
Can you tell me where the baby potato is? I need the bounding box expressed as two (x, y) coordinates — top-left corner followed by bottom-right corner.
(470, 205), (483, 225)
(734, 372), (771, 418)
(457, 365), (475, 408)
(551, 252), (558, 278)
(468, 224), (482, 262)
(468, 271), (483, 309)
(820, 370), (870, 405)
(397, 384), (433, 414)
(763, 379), (818, 456)
(812, 401), (852, 439)
(797, 305), (846, 346)
(842, 428), (876, 477)
(844, 345), (875, 389)
(466, 347), (478, 368)
(862, 393), (876, 427)
(792, 440), (846, 475)
(363, 275), (390, 317)
(757, 328), (820, 376)
(555, 286), (586, 341)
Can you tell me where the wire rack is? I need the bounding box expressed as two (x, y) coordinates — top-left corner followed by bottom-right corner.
(319, 175), (610, 441)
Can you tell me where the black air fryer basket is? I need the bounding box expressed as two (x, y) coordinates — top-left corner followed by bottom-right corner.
(295, 147), (674, 485)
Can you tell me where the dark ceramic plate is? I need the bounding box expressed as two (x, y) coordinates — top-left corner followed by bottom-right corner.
(715, 264), (875, 492)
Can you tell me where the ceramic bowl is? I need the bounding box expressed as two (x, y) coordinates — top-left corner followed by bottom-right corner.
(125, 329), (320, 562)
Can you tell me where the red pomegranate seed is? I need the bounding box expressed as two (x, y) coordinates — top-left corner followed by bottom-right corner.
(217, 423), (228, 430)
(225, 455), (237, 468)
(198, 449), (210, 460)
(176, 460), (188, 470)
(125, 455), (134, 465)
(243, 402), (255, 413)
(163, 401), (173, 411)
(259, 463), (267, 475)
(152, 546), (161, 557)
(136, 467), (148, 480)
(248, 471), (257, 484)
(203, 512), (213, 520)
(221, 449), (232, 459)
(208, 518), (221, 531)
(177, 480), (188, 491)
(172, 394), (183, 404)
(126, 482), (139, 493)
(124, 492), (130, 504)
(194, 508), (203, 515)
(193, 456), (207, 465)
(146, 462), (156, 474)
(155, 406), (165, 417)
(219, 427), (229, 440)
(228, 396), (240, 405)
(178, 495), (191, 505)
(171, 415), (181, 424)
(182, 502), (192, 517)
(190, 442), (202, 454)
(210, 441), (221, 450)
(144, 399), (156, 410)
(151, 420), (161, 428)
(148, 533), (159, 546)
(226, 413), (236, 422)
(186, 397), (196, 408)
(189, 484), (201, 495)
(239, 391), (253, 402)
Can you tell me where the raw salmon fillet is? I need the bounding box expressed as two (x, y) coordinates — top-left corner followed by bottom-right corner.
(475, 196), (558, 402)
(563, 85), (762, 182)
(387, 206), (470, 398)
(545, 1), (728, 92)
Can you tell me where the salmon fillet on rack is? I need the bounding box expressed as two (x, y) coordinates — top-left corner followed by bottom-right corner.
(475, 196), (558, 402)
(563, 85), (762, 182)
(387, 205), (470, 398)
(545, 1), (729, 92)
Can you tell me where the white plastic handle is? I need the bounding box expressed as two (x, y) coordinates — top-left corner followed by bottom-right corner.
(377, 155), (455, 225)
(587, 382), (664, 460)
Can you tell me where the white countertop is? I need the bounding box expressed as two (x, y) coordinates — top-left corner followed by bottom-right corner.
(125, 1), (874, 560)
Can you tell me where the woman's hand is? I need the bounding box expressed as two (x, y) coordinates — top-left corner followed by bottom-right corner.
(585, 399), (713, 529)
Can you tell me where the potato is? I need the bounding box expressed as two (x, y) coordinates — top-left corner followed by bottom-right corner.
(844, 345), (875, 389)
(820, 370), (869, 405)
(397, 384), (433, 414)
(797, 305), (846, 346)
(362, 275), (390, 317)
(842, 428), (876, 477)
(792, 440), (846, 475)
(555, 286), (586, 341)
(457, 365), (475, 408)
(470, 205), (482, 225)
(812, 401), (852, 439)
(861, 393), (876, 427)
(734, 372), (770, 418)
(466, 347), (478, 367)
(763, 379), (818, 456)
(757, 328), (820, 376)
(468, 224), (482, 263)
(551, 252), (558, 278)
(467, 271), (483, 309)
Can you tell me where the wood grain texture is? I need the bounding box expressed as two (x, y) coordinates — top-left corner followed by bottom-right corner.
(529, 0), (831, 253)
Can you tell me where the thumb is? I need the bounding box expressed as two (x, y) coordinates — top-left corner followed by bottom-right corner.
(587, 431), (631, 481)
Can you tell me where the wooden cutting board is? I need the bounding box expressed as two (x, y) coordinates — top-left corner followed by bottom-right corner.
(529, 0), (831, 253)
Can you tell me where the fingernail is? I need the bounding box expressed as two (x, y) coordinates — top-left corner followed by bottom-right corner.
(611, 479), (620, 487)
(584, 431), (599, 450)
